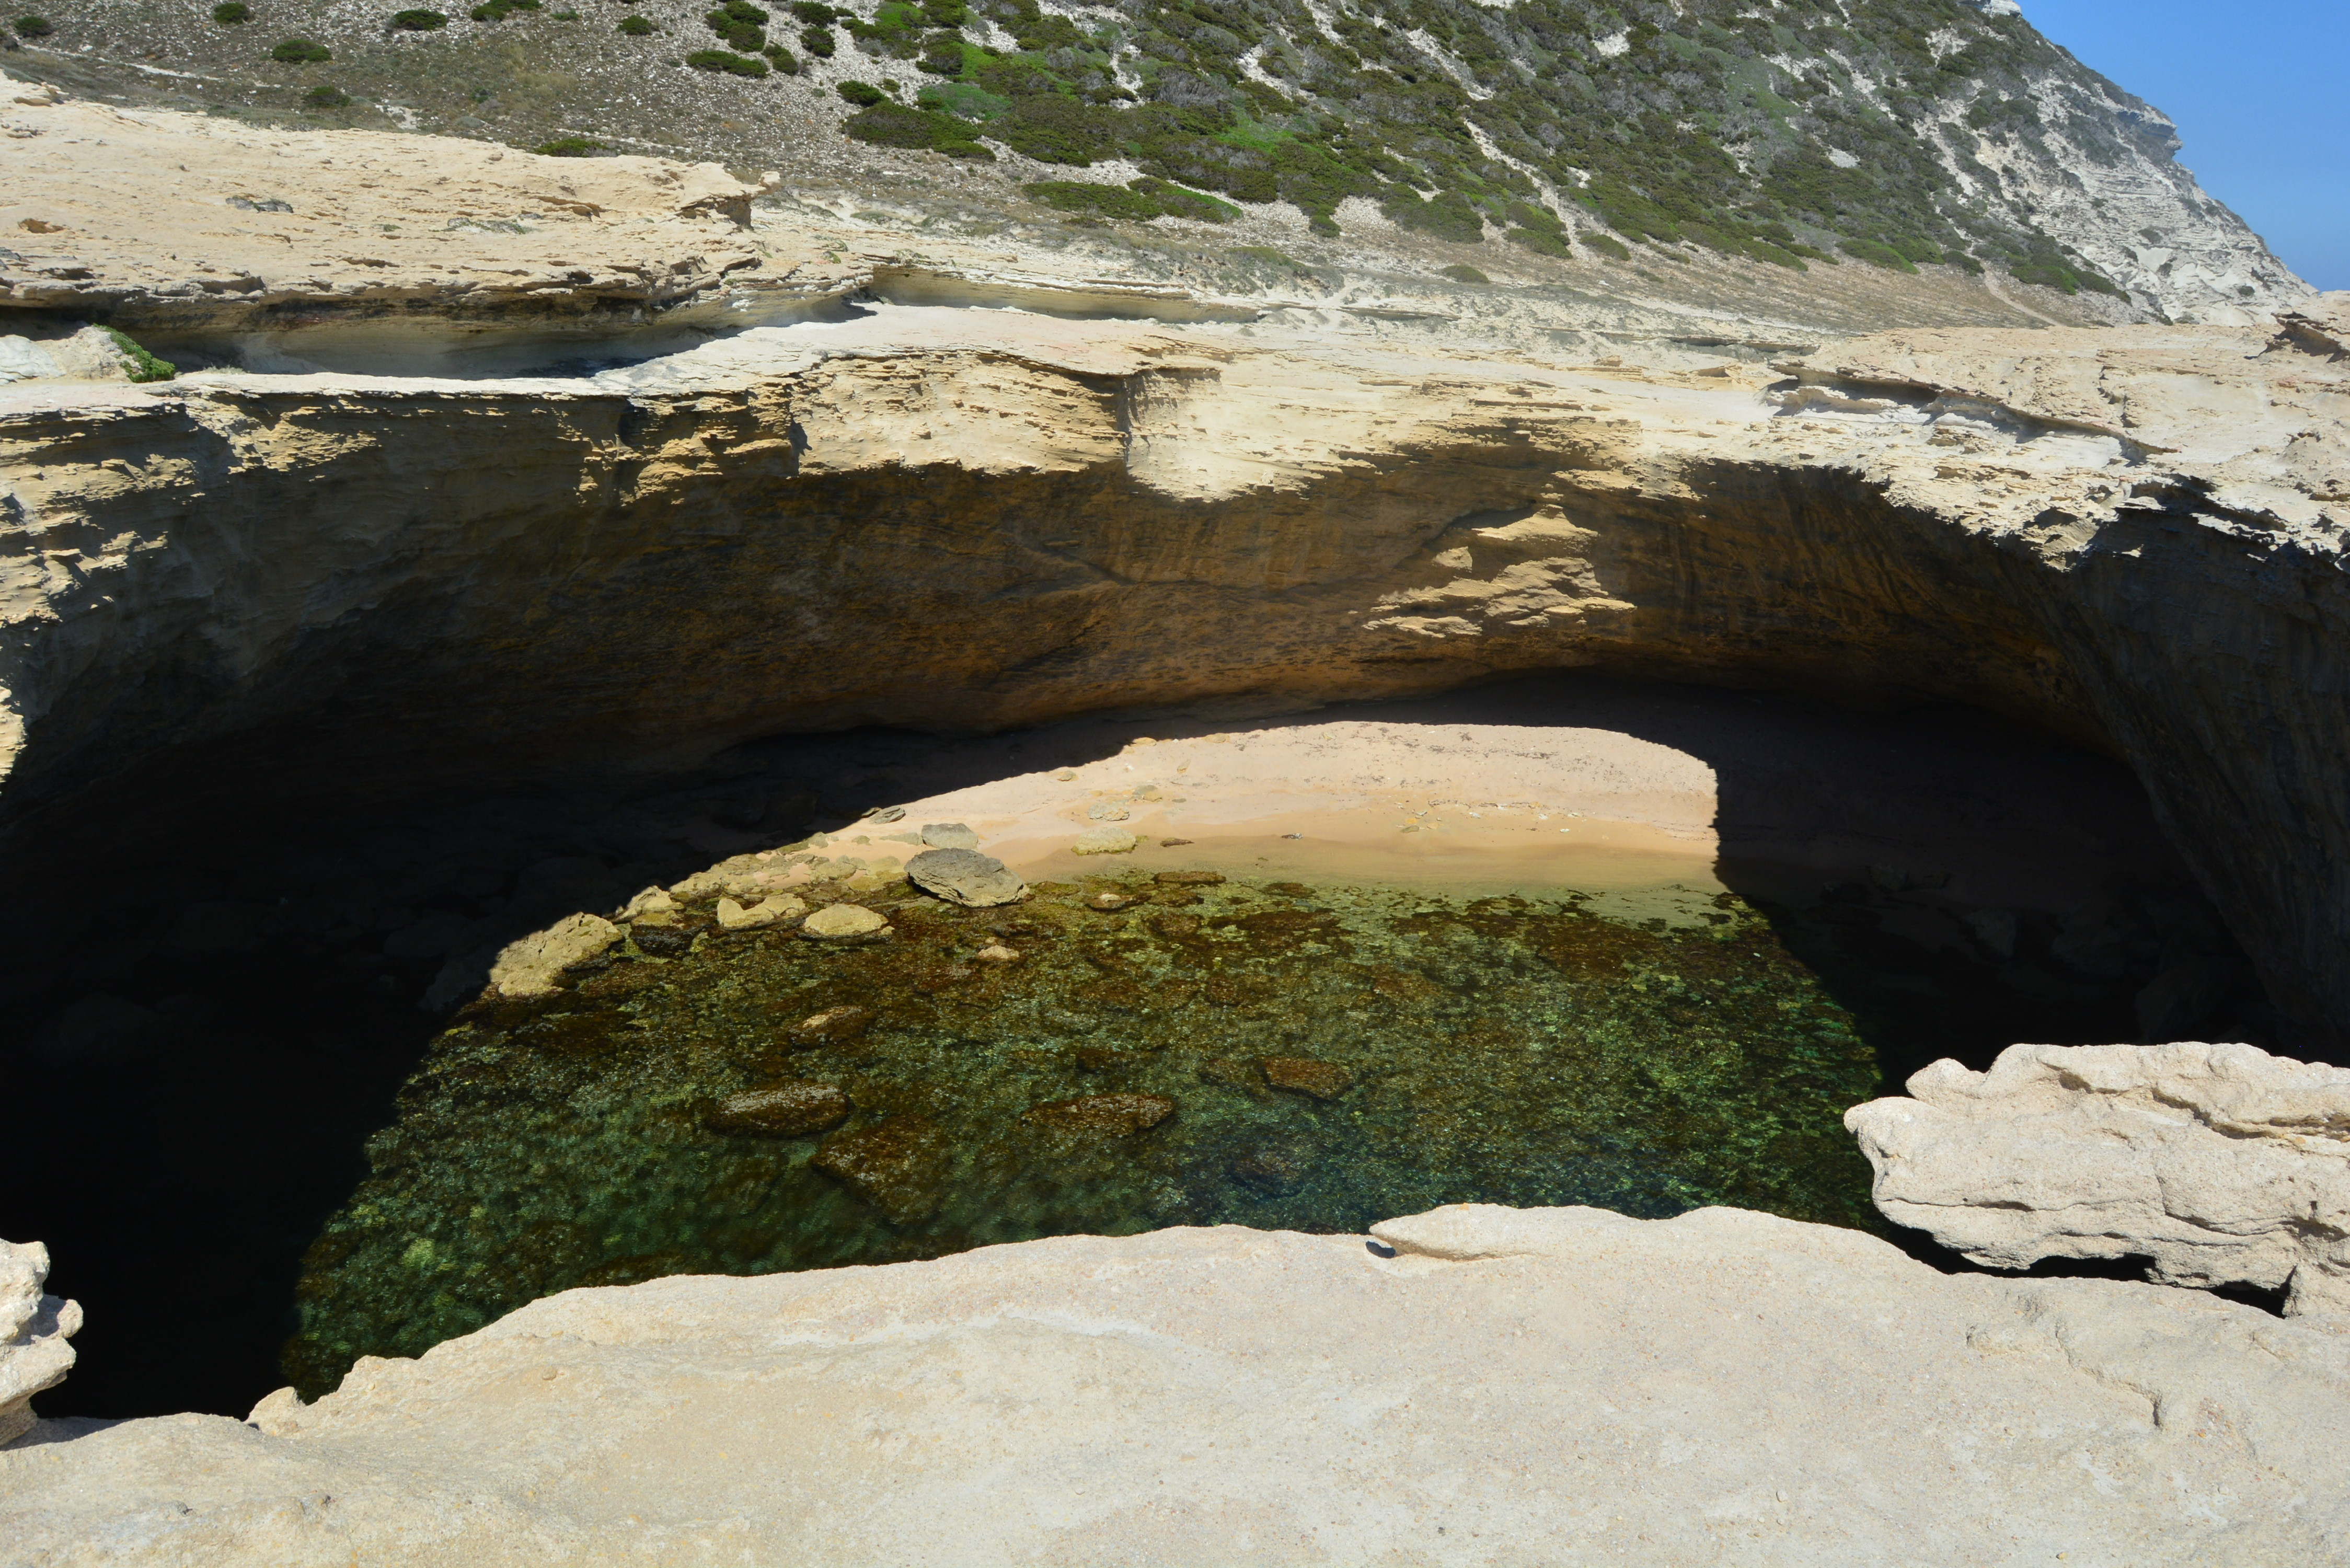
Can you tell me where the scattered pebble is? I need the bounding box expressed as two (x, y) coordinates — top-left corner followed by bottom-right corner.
(786, 1006), (873, 1048)
(975, 944), (1021, 963)
(919, 822), (982, 850)
(1084, 891), (1143, 912)
(715, 894), (807, 930)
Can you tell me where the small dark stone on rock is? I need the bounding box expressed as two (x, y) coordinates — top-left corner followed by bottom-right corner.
(630, 924), (695, 958)
(1264, 1057), (1353, 1100)
(706, 1080), (850, 1136)
(1159, 837), (1194, 847)
(1023, 1093), (1176, 1136)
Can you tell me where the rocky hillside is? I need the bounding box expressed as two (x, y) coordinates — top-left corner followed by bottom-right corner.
(1, 0), (2306, 324)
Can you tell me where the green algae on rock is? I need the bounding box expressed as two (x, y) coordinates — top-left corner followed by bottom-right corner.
(282, 870), (1884, 1396)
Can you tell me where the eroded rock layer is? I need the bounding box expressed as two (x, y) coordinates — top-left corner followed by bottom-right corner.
(4, 295), (2346, 1043)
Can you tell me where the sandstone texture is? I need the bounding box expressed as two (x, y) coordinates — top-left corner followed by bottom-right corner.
(0, 96), (805, 367)
(1, 1240), (80, 1449)
(799, 903), (887, 940)
(8, 1205), (2350, 1563)
(484, 910), (618, 999)
(1849, 1041), (2350, 1316)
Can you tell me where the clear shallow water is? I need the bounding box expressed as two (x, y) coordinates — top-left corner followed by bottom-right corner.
(285, 866), (1883, 1397)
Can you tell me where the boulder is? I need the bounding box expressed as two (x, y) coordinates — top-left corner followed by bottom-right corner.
(1, 1239), (82, 1448)
(904, 848), (1026, 908)
(1846, 1041), (2350, 1315)
(10, 1206), (2350, 1560)
(918, 823), (981, 850)
(799, 905), (888, 941)
(486, 913), (620, 998)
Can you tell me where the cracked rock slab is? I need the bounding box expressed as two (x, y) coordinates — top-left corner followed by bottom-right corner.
(7, 1205), (2350, 1561)
(1846, 1041), (2350, 1314)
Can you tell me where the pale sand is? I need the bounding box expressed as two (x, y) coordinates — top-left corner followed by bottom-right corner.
(743, 674), (2187, 932)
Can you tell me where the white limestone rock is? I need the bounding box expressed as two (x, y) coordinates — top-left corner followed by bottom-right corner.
(1847, 1041), (2350, 1315)
(484, 911), (619, 998)
(1, 1239), (82, 1448)
(6, 1205), (2350, 1562)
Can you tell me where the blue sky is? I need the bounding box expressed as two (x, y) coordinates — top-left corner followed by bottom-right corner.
(2020, 1), (2348, 290)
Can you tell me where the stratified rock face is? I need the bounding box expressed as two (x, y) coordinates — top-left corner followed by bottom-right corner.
(0, 1239), (80, 1448)
(7, 1206), (2350, 1561)
(1848, 1042), (2350, 1315)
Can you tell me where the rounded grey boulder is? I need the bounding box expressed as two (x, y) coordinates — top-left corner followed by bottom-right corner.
(905, 847), (1027, 908)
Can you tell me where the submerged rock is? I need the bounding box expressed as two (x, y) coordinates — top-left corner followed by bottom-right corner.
(706, 1082), (850, 1137)
(1023, 1093), (1176, 1137)
(904, 848), (1026, 908)
(783, 1005), (874, 1049)
(812, 1116), (947, 1223)
(1263, 1058), (1354, 1101)
(1847, 1041), (2350, 1315)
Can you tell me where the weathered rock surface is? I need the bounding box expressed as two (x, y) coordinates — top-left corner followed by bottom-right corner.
(903, 847), (1026, 908)
(6, 285), (2346, 1042)
(9, 1205), (2350, 1562)
(0, 97), (804, 371)
(1, 1239), (80, 1448)
(1848, 1041), (2350, 1315)
(483, 912), (618, 999)
(797, 904), (885, 941)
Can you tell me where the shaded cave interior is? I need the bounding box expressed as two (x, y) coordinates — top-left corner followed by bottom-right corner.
(0, 662), (2286, 1423)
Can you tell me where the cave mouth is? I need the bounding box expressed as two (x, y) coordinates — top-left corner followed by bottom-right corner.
(1, 671), (2270, 1421)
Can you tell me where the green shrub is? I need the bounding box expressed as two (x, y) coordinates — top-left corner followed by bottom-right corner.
(212, 2), (249, 21)
(303, 84), (351, 107)
(11, 13), (52, 37)
(917, 39), (964, 75)
(762, 41), (796, 71)
(789, 0), (833, 19)
(271, 37), (330, 60)
(617, 14), (652, 32)
(1024, 176), (1234, 224)
(105, 328), (176, 384)
(392, 9), (447, 28)
(995, 93), (1120, 166)
(843, 100), (992, 157)
(686, 48), (766, 75)
(1380, 188), (1484, 245)
(720, 19), (762, 48)
(799, 22), (833, 55)
(1439, 263), (1489, 284)
(1585, 233), (1631, 261)
(920, 0), (964, 22)
(1839, 238), (1916, 272)
(1506, 226), (1570, 258)
(837, 78), (884, 105)
(535, 135), (607, 155)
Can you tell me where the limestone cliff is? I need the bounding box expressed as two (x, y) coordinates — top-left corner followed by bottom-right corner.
(5, 283), (2347, 1046)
